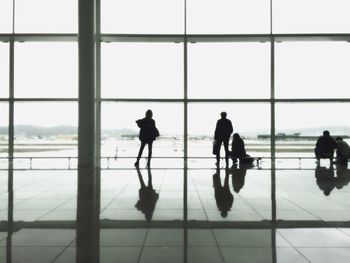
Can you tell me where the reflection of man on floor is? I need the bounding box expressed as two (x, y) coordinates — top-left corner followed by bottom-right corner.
(314, 163), (336, 196)
(213, 167), (233, 217)
(135, 166), (159, 221)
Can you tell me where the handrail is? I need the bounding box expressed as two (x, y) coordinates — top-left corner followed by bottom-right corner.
(0, 155), (336, 170)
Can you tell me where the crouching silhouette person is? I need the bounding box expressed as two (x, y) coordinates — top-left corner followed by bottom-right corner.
(135, 166), (159, 221)
(335, 137), (350, 164)
(135, 109), (159, 167)
(314, 130), (337, 163)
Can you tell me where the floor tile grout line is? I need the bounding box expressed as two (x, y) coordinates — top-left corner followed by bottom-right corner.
(188, 172), (210, 221)
(337, 228), (350, 238)
(292, 247), (315, 263)
(274, 194), (324, 221)
(51, 238), (76, 263)
(211, 229), (228, 263)
(137, 227), (150, 263)
(275, 229), (313, 263)
(99, 174), (136, 213)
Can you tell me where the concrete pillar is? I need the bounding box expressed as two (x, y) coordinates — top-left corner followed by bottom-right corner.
(78, 0), (96, 169)
(77, 1), (99, 262)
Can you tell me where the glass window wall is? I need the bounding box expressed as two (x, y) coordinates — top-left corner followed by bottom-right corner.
(101, 0), (184, 34)
(273, 0), (350, 33)
(0, 0), (12, 33)
(188, 42), (270, 99)
(102, 42), (183, 99)
(15, 0), (77, 33)
(0, 43), (9, 98)
(187, 0), (270, 34)
(14, 42), (78, 98)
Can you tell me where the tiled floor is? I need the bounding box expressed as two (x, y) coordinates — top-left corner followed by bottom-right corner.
(0, 159), (350, 262)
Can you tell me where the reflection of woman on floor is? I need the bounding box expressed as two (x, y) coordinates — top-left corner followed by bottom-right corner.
(335, 162), (350, 190)
(230, 163), (247, 193)
(135, 166), (159, 221)
(213, 167), (233, 217)
(134, 109), (159, 167)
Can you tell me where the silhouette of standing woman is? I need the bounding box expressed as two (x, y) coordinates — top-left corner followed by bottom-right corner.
(135, 109), (159, 167)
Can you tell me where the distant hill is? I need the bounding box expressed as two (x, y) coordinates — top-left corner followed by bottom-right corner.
(102, 128), (138, 137)
(0, 125), (138, 137)
(1, 125), (349, 138)
(276, 126), (350, 136)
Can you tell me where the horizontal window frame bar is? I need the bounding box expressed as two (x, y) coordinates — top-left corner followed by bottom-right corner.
(1, 34), (350, 43)
(101, 34), (350, 43)
(2, 219), (349, 230)
(0, 34), (78, 42)
(101, 98), (350, 103)
(1, 98), (350, 103)
(0, 98), (350, 103)
(0, 98), (78, 102)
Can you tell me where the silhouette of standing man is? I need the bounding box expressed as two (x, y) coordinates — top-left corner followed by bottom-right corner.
(135, 109), (159, 167)
(214, 112), (233, 167)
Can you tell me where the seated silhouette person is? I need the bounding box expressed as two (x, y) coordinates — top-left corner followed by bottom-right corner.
(335, 137), (350, 164)
(230, 163), (247, 193)
(213, 167), (233, 217)
(135, 109), (159, 167)
(135, 166), (159, 221)
(335, 162), (350, 190)
(213, 112), (233, 167)
(230, 133), (254, 165)
(314, 162), (336, 196)
(314, 130), (337, 162)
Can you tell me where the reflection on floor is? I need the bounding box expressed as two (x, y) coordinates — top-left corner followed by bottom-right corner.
(0, 158), (350, 262)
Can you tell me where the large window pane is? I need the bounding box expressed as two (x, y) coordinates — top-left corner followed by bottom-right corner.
(102, 0), (184, 34)
(101, 102), (183, 168)
(0, 43), (9, 98)
(188, 103), (270, 159)
(187, 0), (270, 34)
(15, 0), (77, 33)
(275, 103), (350, 159)
(14, 102), (77, 168)
(0, 0), (12, 33)
(276, 42), (350, 99)
(15, 42), (78, 98)
(188, 43), (270, 99)
(102, 43), (183, 99)
(274, 0), (350, 33)
(0, 103), (8, 168)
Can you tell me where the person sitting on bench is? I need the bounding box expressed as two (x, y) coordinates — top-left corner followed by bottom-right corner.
(314, 130), (337, 162)
(335, 136), (350, 164)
